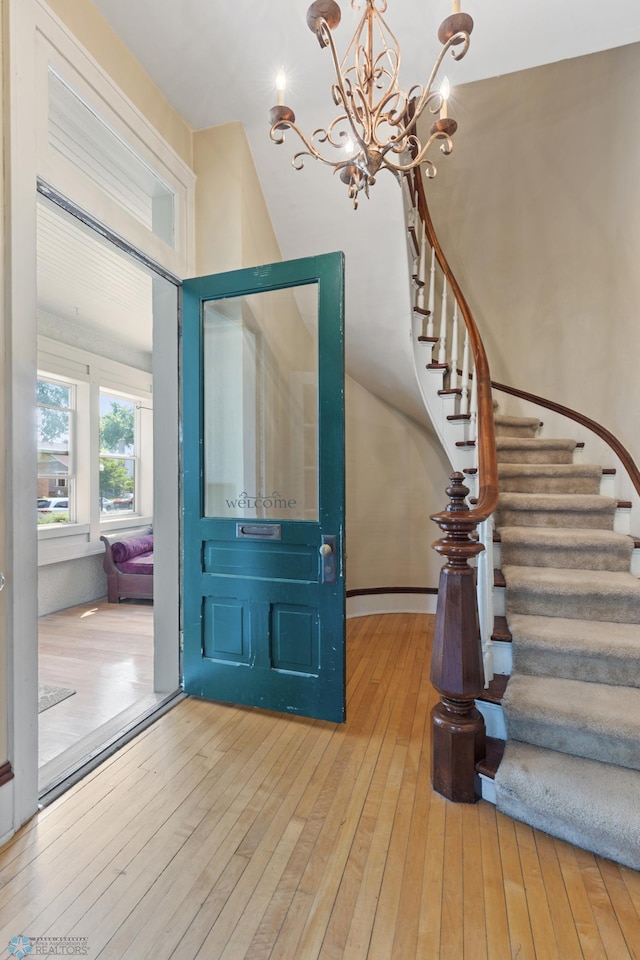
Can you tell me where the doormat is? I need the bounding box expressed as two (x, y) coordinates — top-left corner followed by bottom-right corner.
(38, 685), (76, 714)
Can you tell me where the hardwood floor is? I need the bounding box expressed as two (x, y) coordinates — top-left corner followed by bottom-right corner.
(2, 613), (638, 958)
(39, 599), (154, 767)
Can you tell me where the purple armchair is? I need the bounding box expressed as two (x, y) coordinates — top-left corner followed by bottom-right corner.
(100, 526), (153, 603)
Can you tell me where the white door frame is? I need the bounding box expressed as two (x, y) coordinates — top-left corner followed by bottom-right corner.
(1, 0), (194, 840)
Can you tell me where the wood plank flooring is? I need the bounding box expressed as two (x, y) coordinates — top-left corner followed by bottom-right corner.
(39, 599), (154, 766)
(1, 613), (639, 958)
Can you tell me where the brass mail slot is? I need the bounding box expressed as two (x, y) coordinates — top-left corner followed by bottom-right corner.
(236, 523), (282, 540)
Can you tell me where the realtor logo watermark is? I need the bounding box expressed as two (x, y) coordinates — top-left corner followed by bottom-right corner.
(8, 936), (89, 957)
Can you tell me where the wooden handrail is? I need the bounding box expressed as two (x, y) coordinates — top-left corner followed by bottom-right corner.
(492, 379), (640, 499)
(412, 171), (499, 524)
(411, 168), (499, 803)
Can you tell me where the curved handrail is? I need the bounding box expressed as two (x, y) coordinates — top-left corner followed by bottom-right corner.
(412, 169), (499, 523)
(492, 379), (640, 499)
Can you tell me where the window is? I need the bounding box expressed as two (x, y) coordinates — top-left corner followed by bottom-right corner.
(37, 377), (74, 525)
(99, 393), (137, 516)
(37, 343), (153, 548)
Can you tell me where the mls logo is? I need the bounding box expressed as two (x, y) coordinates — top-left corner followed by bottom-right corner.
(7, 938), (33, 960)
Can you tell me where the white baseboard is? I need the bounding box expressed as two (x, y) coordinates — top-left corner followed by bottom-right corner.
(347, 592), (438, 618)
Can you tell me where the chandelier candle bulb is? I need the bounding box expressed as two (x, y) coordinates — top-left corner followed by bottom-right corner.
(440, 77), (450, 120)
(276, 69), (287, 107)
(452, 0), (461, 12)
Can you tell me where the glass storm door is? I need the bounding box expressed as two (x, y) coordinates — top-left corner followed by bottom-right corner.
(182, 253), (346, 722)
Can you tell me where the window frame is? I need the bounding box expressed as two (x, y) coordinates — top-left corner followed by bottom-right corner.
(37, 337), (153, 564)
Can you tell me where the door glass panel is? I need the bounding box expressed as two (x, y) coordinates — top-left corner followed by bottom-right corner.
(203, 283), (319, 521)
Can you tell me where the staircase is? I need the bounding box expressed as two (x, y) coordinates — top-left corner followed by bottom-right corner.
(402, 171), (640, 869)
(490, 413), (640, 871)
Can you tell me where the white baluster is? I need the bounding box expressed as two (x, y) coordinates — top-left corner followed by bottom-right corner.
(449, 301), (459, 392)
(477, 516), (495, 686)
(426, 247), (436, 338)
(460, 329), (470, 415)
(437, 276), (448, 365)
(469, 363), (478, 441)
(416, 230), (427, 312)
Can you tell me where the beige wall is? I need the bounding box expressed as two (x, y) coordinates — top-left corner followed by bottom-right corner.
(426, 42), (640, 464)
(193, 123), (266, 274)
(46, 0), (193, 167)
(346, 376), (449, 590)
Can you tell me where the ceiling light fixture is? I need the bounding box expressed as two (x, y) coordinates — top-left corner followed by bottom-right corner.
(269, 0), (473, 208)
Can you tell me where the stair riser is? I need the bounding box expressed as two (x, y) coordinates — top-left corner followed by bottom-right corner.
(498, 477), (602, 494)
(614, 506), (632, 535)
(495, 508), (615, 530)
(490, 641), (512, 675)
(506, 591), (640, 624)
(494, 425), (539, 439)
(512, 647), (640, 687)
(501, 543), (632, 571)
(497, 450), (574, 464)
(476, 700), (507, 740)
(505, 715), (640, 773)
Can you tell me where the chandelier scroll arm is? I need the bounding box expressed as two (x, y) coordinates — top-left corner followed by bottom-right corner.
(381, 129), (454, 174)
(270, 117), (361, 170)
(378, 34), (463, 157)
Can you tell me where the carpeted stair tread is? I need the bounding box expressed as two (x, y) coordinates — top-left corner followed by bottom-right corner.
(496, 492), (617, 529)
(503, 564), (640, 623)
(498, 462), (603, 495)
(493, 414), (541, 438)
(503, 673), (640, 771)
(500, 526), (634, 571)
(508, 613), (640, 686)
(494, 741), (640, 871)
(496, 437), (577, 464)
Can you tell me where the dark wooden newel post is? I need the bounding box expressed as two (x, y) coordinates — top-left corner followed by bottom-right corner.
(430, 472), (486, 802)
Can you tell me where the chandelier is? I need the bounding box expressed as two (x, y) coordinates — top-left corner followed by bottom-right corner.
(269, 0), (473, 208)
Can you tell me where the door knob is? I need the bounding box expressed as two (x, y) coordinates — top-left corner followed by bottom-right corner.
(0, 572), (5, 591)
(320, 535), (337, 584)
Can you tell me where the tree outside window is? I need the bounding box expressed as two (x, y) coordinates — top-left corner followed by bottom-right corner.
(99, 394), (137, 514)
(37, 378), (73, 524)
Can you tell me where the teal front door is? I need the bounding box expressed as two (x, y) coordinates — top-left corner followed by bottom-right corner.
(182, 253), (346, 722)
